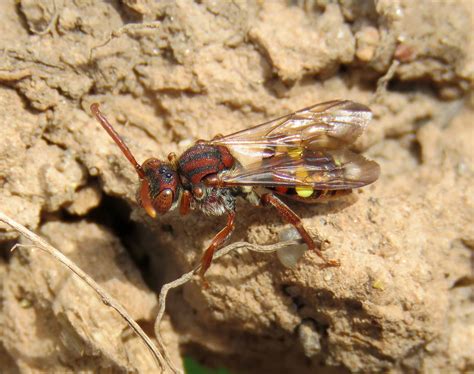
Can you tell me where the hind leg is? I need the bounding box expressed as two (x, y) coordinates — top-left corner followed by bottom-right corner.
(261, 193), (339, 268)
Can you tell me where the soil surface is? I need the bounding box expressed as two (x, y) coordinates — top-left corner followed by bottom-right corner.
(0, 1), (473, 373)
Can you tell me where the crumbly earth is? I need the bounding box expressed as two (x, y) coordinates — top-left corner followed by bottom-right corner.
(0, 1), (473, 373)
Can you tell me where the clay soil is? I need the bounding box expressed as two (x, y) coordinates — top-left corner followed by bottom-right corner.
(0, 1), (473, 373)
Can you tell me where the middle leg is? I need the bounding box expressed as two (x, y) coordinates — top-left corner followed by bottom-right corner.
(199, 211), (236, 277)
(261, 193), (339, 268)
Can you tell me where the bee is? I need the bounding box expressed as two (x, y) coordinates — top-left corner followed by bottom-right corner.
(91, 100), (380, 277)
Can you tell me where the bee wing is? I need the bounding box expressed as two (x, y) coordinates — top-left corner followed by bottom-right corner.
(210, 100), (373, 154)
(219, 149), (380, 190)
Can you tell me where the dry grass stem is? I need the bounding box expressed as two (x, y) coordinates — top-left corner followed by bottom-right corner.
(371, 60), (400, 104)
(154, 239), (303, 373)
(0, 211), (167, 372)
(90, 22), (161, 60)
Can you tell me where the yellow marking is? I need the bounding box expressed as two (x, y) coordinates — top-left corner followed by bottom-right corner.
(288, 147), (303, 159)
(296, 186), (314, 198)
(296, 165), (308, 179)
(295, 165), (313, 197)
(334, 157), (342, 167)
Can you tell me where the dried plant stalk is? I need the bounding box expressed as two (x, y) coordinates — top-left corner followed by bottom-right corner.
(371, 60), (400, 104)
(0, 211), (167, 372)
(90, 22), (161, 60)
(154, 239), (303, 373)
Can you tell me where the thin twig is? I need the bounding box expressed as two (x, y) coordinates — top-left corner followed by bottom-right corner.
(29, 0), (60, 36)
(154, 239), (303, 373)
(155, 267), (199, 374)
(0, 211), (167, 372)
(370, 60), (400, 105)
(89, 22), (161, 61)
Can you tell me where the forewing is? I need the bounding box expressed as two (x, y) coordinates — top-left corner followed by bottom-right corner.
(219, 149), (380, 190)
(210, 100), (372, 155)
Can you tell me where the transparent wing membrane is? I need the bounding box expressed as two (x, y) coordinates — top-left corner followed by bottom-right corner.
(210, 100), (372, 153)
(209, 100), (379, 190)
(219, 149), (380, 189)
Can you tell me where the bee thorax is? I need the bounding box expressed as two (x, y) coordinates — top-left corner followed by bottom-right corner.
(193, 186), (236, 216)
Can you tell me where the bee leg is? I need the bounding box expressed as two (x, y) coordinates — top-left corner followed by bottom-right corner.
(199, 211), (236, 279)
(260, 193), (340, 268)
(180, 190), (192, 215)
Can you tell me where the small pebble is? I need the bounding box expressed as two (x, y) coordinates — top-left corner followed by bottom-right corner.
(356, 26), (380, 62)
(298, 320), (321, 358)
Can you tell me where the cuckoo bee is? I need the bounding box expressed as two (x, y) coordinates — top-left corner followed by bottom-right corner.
(91, 100), (380, 277)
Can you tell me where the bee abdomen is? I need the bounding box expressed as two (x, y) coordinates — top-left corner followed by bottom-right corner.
(272, 187), (352, 203)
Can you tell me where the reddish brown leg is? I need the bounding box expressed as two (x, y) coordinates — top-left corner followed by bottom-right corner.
(180, 190), (192, 216)
(199, 212), (236, 278)
(261, 193), (339, 268)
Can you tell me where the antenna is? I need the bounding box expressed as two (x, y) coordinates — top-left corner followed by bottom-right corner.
(90, 103), (145, 179)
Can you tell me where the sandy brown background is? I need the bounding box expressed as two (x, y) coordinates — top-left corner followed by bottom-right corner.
(0, 0), (473, 373)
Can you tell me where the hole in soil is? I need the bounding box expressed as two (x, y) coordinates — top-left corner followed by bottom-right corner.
(83, 193), (175, 293)
(86, 194), (135, 237)
(0, 238), (18, 262)
(84, 194), (163, 289)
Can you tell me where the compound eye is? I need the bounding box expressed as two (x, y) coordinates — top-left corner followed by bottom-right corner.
(193, 186), (204, 199)
(154, 189), (173, 214)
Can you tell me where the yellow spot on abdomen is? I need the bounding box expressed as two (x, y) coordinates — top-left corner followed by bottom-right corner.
(296, 186), (314, 198)
(290, 153), (313, 197)
(288, 147), (303, 159)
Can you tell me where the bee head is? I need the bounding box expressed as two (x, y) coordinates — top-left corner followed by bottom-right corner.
(90, 103), (181, 218)
(138, 158), (180, 217)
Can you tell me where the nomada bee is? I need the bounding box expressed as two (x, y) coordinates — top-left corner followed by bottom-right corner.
(91, 100), (380, 277)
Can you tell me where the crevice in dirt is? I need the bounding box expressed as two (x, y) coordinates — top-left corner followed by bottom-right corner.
(408, 138), (423, 165)
(39, 209), (81, 228)
(86, 193), (134, 237)
(75, 191), (173, 294)
(109, 2), (143, 25)
(0, 238), (17, 263)
(387, 79), (440, 98)
(13, 1), (35, 36)
(451, 275), (474, 288)
(39, 130), (69, 151)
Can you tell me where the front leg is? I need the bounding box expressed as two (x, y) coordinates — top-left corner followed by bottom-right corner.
(261, 193), (339, 268)
(199, 211), (236, 277)
(180, 190), (192, 216)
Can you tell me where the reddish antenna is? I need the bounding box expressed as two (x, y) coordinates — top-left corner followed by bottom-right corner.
(90, 103), (145, 179)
